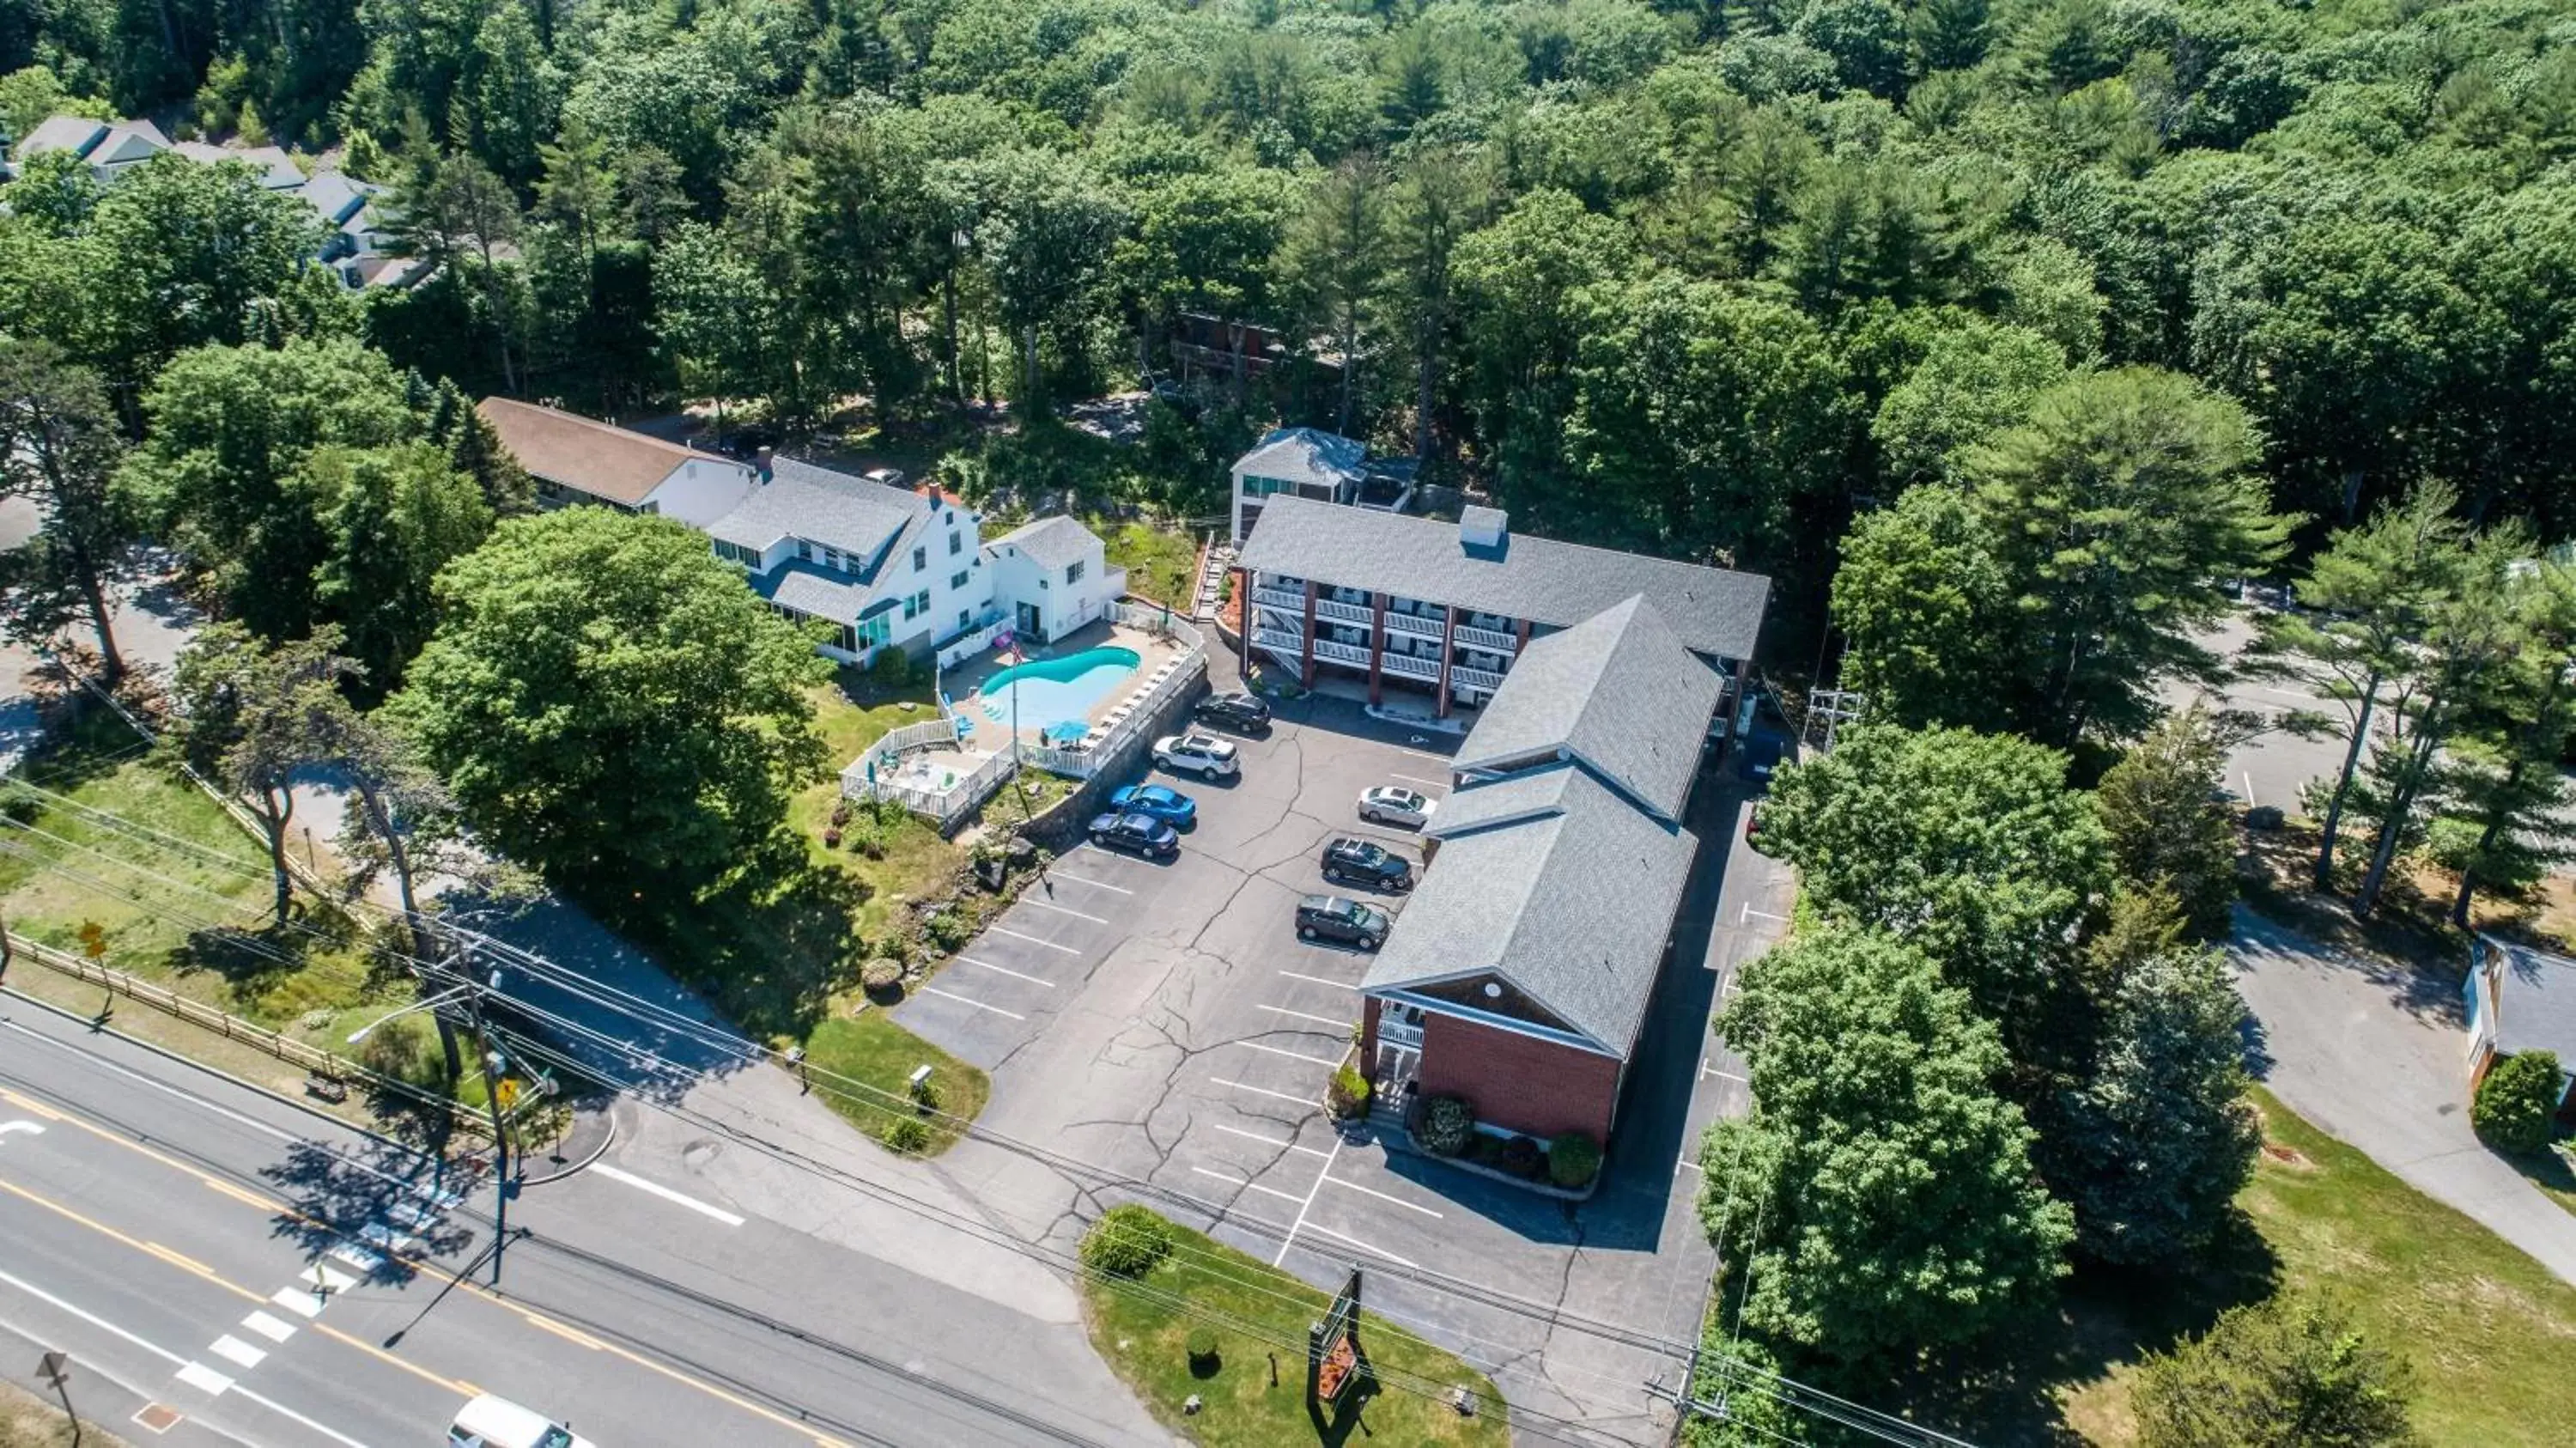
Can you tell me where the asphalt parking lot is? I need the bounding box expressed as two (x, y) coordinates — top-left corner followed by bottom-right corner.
(905, 678), (1794, 1445)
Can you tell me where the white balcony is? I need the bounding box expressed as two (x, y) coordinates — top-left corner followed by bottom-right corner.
(1252, 585), (1304, 612)
(1315, 638), (1371, 667)
(1378, 1017), (1423, 1049)
(1381, 652), (1440, 682)
(1453, 663), (1505, 693)
(1315, 597), (1372, 627)
(1455, 623), (1517, 654)
(1252, 627), (1305, 654)
(1384, 610), (1443, 640)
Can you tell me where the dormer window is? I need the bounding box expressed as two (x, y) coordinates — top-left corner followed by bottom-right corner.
(798, 540), (813, 562)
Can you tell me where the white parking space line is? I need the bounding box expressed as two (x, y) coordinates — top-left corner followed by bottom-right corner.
(988, 926), (1082, 955)
(1255, 1003), (1351, 1029)
(1214, 1078), (1318, 1107)
(1041, 871), (1132, 895)
(1212, 1123), (1333, 1158)
(1676, 1159), (1705, 1175)
(1278, 970), (1357, 991)
(1388, 773), (1449, 790)
(1702, 1065), (1747, 1084)
(1273, 1134), (1346, 1267)
(952, 955), (1055, 988)
(173, 1362), (234, 1396)
(2242, 771), (2257, 808)
(1017, 897), (1109, 925)
(1235, 1040), (1345, 1068)
(208, 1335), (266, 1369)
(1190, 1166), (1306, 1203)
(1322, 1175), (1443, 1217)
(1739, 903), (1789, 925)
(1297, 1220), (1419, 1269)
(1394, 747), (1451, 764)
(917, 986), (1026, 1019)
(591, 1163), (748, 1226)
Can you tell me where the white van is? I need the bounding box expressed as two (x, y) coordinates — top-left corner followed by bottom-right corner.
(447, 1393), (594, 1448)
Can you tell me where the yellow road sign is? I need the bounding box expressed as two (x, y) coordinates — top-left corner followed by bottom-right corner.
(494, 1078), (521, 1111)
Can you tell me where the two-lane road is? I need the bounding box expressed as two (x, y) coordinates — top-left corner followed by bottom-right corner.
(0, 989), (1159, 1447)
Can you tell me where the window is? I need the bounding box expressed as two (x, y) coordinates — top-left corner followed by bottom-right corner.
(798, 539), (813, 562)
(711, 539), (759, 568)
(1066, 560), (1085, 586)
(858, 616), (891, 649)
(914, 588), (931, 615)
(823, 547), (842, 571)
(957, 609), (969, 630)
(913, 545), (927, 571)
(902, 593), (919, 621)
(832, 623), (857, 653)
(950, 570), (969, 590)
(948, 531), (963, 556)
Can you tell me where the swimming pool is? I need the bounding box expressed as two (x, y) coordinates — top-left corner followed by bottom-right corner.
(974, 646), (1142, 731)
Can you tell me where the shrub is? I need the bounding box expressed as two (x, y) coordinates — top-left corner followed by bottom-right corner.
(860, 958), (904, 997)
(1327, 1065), (1371, 1119)
(909, 1072), (942, 1111)
(2474, 1050), (2563, 1153)
(1185, 1328), (1218, 1361)
(1497, 1135), (1544, 1179)
(1547, 1131), (1604, 1189)
(879, 1116), (932, 1154)
(871, 647), (914, 689)
(355, 1012), (447, 1090)
(1418, 1094), (1474, 1156)
(925, 910), (973, 953)
(823, 827), (843, 849)
(1081, 1204), (1175, 1277)
(830, 802), (852, 828)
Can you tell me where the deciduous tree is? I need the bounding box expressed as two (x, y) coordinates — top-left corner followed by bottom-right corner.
(0, 338), (131, 683)
(167, 624), (358, 927)
(2096, 704), (2239, 940)
(2131, 1295), (2422, 1448)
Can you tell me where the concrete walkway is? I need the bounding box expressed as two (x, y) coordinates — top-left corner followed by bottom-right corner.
(2231, 906), (2576, 1283)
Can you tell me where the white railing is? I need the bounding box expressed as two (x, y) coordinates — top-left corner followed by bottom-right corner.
(1253, 627), (1304, 654)
(1252, 586), (1304, 611)
(876, 717), (962, 757)
(1453, 664), (1505, 692)
(938, 615), (1010, 668)
(1382, 652), (1440, 682)
(1455, 623), (1517, 654)
(1020, 603), (1210, 781)
(842, 747), (1017, 832)
(1315, 638), (1370, 667)
(1315, 598), (1371, 627)
(1385, 611), (1443, 640)
(1378, 1017), (1424, 1049)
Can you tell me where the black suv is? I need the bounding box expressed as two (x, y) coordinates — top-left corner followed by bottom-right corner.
(1296, 895), (1390, 951)
(1194, 691), (1273, 734)
(1321, 837), (1413, 891)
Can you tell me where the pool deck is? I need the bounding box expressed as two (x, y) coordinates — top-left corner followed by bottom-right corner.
(938, 619), (1186, 755)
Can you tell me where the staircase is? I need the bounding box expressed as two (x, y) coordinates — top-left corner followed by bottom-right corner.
(1189, 533), (1236, 623)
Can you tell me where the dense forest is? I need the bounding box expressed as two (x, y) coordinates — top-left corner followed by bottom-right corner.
(3, 0), (2573, 638)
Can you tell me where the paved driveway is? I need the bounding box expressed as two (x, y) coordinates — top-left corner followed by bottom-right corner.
(2232, 907), (2576, 1283)
(911, 675), (1796, 1445)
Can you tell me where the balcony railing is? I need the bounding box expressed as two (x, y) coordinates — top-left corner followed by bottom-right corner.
(1252, 585), (1304, 611)
(1315, 597), (1372, 627)
(1378, 1017), (1424, 1049)
(1453, 663), (1505, 692)
(1315, 638), (1371, 667)
(1455, 623), (1518, 654)
(1381, 652), (1440, 682)
(1383, 610), (1443, 640)
(1252, 626), (1305, 654)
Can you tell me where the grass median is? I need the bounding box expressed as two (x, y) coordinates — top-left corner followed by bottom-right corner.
(1078, 1207), (1510, 1447)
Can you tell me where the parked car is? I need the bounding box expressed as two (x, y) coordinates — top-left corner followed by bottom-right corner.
(448, 1394), (592, 1448)
(1109, 782), (1196, 827)
(861, 465), (907, 488)
(1194, 691), (1273, 733)
(1153, 732), (1241, 779)
(1088, 811), (1180, 859)
(1358, 785), (1436, 829)
(1321, 837), (1413, 891)
(1740, 733), (1784, 782)
(1297, 895), (1391, 951)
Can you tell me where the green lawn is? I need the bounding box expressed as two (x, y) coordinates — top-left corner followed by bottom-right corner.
(1093, 517), (1202, 611)
(1079, 1217), (1510, 1447)
(0, 714), (392, 1030)
(2053, 1089), (2576, 1445)
(799, 1009), (989, 1153)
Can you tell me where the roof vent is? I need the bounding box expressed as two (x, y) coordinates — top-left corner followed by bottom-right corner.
(754, 446), (775, 481)
(1460, 506), (1507, 549)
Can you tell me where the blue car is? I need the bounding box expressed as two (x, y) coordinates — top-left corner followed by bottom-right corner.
(1108, 782), (1197, 827)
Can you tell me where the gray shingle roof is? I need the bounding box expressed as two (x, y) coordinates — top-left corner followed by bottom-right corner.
(1425, 763), (1582, 837)
(2483, 937), (2576, 1060)
(707, 457), (927, 563)
(751, 564), (867, 622)
(990, 514), (1099, 571)
(1232, 428), (1367, 489)
(15, 115), (107, 160)
(1452, 596), (1719, 824)
(1237, 495), (1771, 661)
(1364, 764), (1697, 1057)
(299, 170), (374, 224)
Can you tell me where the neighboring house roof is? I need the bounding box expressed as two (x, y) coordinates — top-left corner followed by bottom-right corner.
(300, 170), (375, 225)
(15, 115), (108, 160)
(476, 398), (701, 506)
(989, 514), (1097, 572)
(86, 121), (167, 167)
(1232, 427), (1367, 489)
(708, 457), (926, 564)
(349, 254), (427, 289)
(1363, 762), (1696, 1057)
(1452, 596), (1721, 824)
(1237, 495), (1772, 662)
(2482, 937), (2576, 1062)
(171, 140), (302, 189)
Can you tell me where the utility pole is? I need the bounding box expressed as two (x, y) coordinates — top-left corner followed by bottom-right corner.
(450, 947), (511, 1284)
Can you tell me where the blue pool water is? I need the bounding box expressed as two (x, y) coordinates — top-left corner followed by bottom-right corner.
(974, 646), (1142, 730)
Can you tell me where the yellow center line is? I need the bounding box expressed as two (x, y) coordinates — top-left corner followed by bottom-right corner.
(16, 1083), (860, 1448)
(142, 1241), (216, 1280)
(0, 1086), (66, 1121)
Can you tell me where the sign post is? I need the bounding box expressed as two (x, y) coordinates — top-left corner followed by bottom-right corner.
(76, 920), (108, 1019)
(1305, 1269), (1369, 1415)
(37, 1350), (79, 1447)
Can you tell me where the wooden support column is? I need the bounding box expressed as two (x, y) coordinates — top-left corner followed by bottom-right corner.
(1367, 593), (1388, 706)
(1301, 580), (1319, 688)
(1436, 604), (1457, 718)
